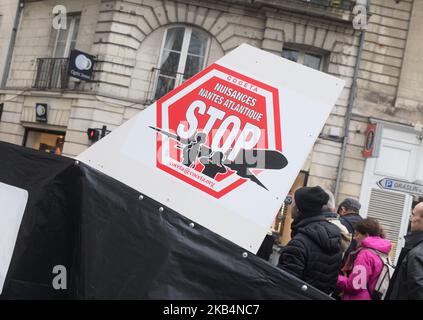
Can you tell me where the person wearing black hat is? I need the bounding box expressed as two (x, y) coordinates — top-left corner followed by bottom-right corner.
(277, 186), (343, 295)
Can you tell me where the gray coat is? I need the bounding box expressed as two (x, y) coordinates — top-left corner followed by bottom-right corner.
(387, 231), (423, 300)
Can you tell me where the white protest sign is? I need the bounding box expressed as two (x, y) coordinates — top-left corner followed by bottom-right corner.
(0, 182), (28, 293)
(78, 44), (344, 253)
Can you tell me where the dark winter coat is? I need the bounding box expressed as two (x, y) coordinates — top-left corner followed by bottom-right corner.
(277, 215), (343, 295)
(339, 213), (363, 234)
(386, 231), (423, 300)
(339, 213), (363, 265)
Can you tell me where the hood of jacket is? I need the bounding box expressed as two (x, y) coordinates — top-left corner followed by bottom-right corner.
(361, 236), (392, 254)
(339, 213), (362, 232)
(292, 215), (341, 254)
(321, 211), (338, 219)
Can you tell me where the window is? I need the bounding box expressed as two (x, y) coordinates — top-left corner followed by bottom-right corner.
(154, 26), (210, 100)
(282, 48), (323, 71)
(52, 14), (80, 58)
(34, 14), (80, 89)
(24, 129), (65, 155)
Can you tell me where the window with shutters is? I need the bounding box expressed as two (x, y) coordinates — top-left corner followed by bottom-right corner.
(366, 188), (411, 262)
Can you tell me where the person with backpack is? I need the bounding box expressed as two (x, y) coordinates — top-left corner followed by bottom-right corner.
(337, 218), (392, 300)
(386, 202), (423, 300)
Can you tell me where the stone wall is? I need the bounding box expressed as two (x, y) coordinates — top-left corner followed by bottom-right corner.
(0, 0), (19, 83)
(355, 0), (414, 122)
(338, 0), (421, 201)
(6, 0), (100, 88)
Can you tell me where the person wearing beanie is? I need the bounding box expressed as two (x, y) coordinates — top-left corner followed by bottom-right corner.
(278, 186), (343, 295)
(294, 186), (330, 215)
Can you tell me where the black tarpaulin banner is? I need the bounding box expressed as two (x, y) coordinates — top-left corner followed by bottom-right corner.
(0, 141), (330, 299)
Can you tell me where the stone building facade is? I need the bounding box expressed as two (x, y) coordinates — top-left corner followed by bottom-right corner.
(0, 0), (422, 256)
(0, 0), (19, 85)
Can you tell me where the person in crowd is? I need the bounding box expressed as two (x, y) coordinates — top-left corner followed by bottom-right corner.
(338, 198), (363, 265)
(338, 198), (363, 234)
(386, 202), (423, 300)
(337, 218), (392, 300)
(278, 186), (343, 295)
(322, 190), (352, 255)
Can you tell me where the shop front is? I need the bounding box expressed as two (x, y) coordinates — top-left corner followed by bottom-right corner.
(23, 128), (65, 155)
(14, 97), (72, 156)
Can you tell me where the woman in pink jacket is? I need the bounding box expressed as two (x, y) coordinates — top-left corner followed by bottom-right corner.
(337, 218), (392, 300)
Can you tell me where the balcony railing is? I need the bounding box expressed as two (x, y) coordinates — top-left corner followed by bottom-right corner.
(147, 67), (195, 103)
(33, 58), (70, 90)
(255, 0), (355, 24)
(303, 0), (352, 10)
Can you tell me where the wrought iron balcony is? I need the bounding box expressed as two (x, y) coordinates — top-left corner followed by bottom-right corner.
(301, 0), (352, 10)
(33, 58), (70, 90)
(255, 0), (354, 24)
(147, 67), (195, 103)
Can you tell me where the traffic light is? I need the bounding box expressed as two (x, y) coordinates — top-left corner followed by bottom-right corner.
(87, 128), (100, 142)
(87, 126), (111, 143)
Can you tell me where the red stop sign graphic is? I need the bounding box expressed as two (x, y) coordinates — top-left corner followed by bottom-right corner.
(154, 64), (284, 198)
